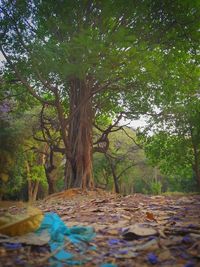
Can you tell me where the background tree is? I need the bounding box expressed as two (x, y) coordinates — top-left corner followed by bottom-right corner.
(139, 23), (200, 190)
(94, 127), (157, 194)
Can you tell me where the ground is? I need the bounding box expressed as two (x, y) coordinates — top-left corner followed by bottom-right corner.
(0, 190), (200, 266)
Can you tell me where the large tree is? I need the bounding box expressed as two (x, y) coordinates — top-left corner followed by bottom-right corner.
(1, 0), (199, 189)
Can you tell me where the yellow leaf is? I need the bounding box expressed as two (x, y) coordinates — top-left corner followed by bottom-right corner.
(0, 207), (43, 236)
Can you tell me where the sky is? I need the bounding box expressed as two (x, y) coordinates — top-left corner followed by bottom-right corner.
(120, 116), (147, 130)
(0, 52), (5, 66)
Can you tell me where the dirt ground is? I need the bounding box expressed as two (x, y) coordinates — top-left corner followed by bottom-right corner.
(0, 190), (200, 266)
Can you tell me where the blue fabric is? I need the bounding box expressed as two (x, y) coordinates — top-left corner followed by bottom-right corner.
(36, 212), (96, 265)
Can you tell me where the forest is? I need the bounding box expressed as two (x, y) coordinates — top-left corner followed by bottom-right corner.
(0, 1), (200, 266)
(0, 0), (199, 200)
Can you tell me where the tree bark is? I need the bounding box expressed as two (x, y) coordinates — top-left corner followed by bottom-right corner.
(26, 161), (40, 202)
(67, 78), (94, 189)
(192, 144), (200, 188)
(32, 180), (40, 201)
(110, 162), (120, 193)
(190, 126), (200, 189)
(44, 148), (57, 194)
(26, 161), (33, 202)
(45, 168), (56, 194)
(106, 155), (120, 193)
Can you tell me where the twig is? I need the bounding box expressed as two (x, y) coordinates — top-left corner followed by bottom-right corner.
(164, 227), (200, 236)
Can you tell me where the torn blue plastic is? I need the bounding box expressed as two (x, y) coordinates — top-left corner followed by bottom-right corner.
(35, 212), (96, 265)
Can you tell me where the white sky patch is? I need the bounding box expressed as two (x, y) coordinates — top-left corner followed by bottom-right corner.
(120, 116), (148, 130)
(0, 52), (5, 66)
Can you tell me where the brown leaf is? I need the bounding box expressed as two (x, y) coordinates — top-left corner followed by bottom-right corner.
(146, 212), (157, 222)
(133, 239), (159, 251)
(106, 229), (119, 235)
(113, 251), (138, 259)
(158, 249), (173, 261)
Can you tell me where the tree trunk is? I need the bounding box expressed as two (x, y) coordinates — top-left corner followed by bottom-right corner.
(106, 155), (120, 193)
(67, 78), (94, 189)
(32, 180), (40, 201)
(45, 168), (56, 194)
(190, 126), (200, 189)
(26, 160), (41, 202)
(26, 161), (34, 202)
(45, 149), (57, 194)
(110, 163), (120, 193)
(27, 177), (40, 202)
(192, 145), (200, 188)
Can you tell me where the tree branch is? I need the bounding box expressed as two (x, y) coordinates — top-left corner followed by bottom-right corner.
(117, 164), (135, 180)
(122, 127), (143, 149)
(0, 47), (55, 105)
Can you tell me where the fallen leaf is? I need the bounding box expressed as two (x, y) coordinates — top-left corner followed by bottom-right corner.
(158, 249), (173, 261)
(107, 229), (119, 236)
(113, 250), (138, 259)
(88, 208), (104, 213)
(146, 212), (157, 222)
(116, 207), (140, 212)
(0, 247), (6, 256)
(0, 207), (43, 236)
(0, 231), (50, 246)
(176, 197), (195, 204)
(120, 214), (131, 220)
(122, 223), (157, 240)
(158, 228), (167, 238)
(133, 239), (159, 252)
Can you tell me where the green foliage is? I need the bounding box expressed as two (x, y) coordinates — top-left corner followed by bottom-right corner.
(94, 126), (199, 195)
(2, 0), (199, 125)
(164, 175), (197, 193)
(93, 154), (113, 190)
(0, 96), (25, 197)
(4, 150), (26, 198)
(30, 166), (47, 187)
(143, 132), (193, 178)
(150, 181), (162, 195)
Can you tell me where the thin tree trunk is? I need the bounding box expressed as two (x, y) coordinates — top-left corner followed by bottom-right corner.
(54, 90), (70, 190)
(110, 162), (120, 193)
(32, 181), (40, 201)
(192, 144), (200, 188)
(106, 155), (120, 193)
(190, 126), (200, 189)
(46, 169), (56, 194)
(27, 146), (47, 201)
(45, 148), (57, 194)
(26, 161), (33, 202)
